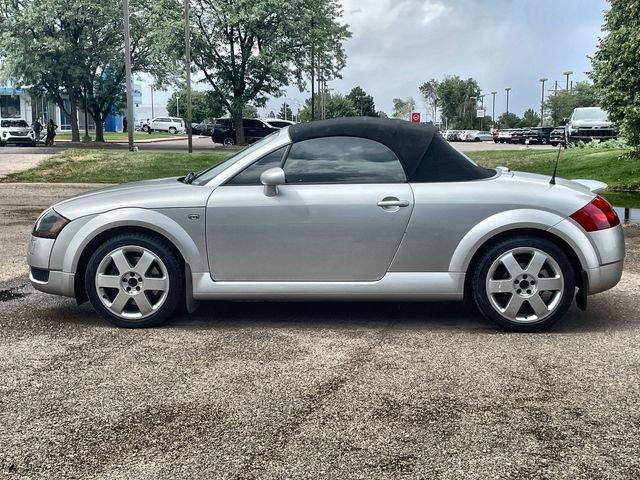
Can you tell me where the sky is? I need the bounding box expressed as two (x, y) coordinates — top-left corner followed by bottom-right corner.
(263, 0), (609, 121)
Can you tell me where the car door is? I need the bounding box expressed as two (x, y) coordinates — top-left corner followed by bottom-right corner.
(243, 119), (260, 142)
(206, 136), (415, 282)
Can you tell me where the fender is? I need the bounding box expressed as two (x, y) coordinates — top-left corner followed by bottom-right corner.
(448, 208), (598, 273)
(49, 207), (207, 274)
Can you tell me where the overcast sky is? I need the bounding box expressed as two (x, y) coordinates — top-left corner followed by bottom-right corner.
(264, 0), (608, 121)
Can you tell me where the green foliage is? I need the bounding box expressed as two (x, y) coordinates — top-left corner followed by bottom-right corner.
(435, 76), (480, 129)
(392, 97), (416, 120)
(544, 82), (598, 126)
(567, 138), (630, 150)
(166, 89), (225, 122)
(497, 112), (521, 129)
(242, 104), (259, 119)
(519, 108), (541, 127)
(298, 92), (356, 121)
(346, 86), (377, 117)
(591, 0), (640, 150)
(278, 103), (294, 120)
(419, 78), (439, 122)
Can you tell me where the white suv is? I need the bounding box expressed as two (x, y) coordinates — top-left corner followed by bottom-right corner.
(0, 119), (37, 146)
(143, 117), (185, 134)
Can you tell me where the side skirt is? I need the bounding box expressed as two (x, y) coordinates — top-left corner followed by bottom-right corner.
(191, 272), (465, 301)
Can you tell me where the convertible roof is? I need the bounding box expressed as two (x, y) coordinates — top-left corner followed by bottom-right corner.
(288, 117), (494, 182)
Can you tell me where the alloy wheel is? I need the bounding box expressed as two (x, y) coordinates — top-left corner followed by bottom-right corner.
(95, 246), (170, 320)
(485, 247), (564, 323)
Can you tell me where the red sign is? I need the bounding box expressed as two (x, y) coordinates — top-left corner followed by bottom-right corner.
(411, 112), (421, 123)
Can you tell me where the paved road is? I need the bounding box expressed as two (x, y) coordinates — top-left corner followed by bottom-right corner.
(1, 184), (639, 479)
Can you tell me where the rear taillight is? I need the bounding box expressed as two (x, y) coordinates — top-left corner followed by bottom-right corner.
(570, 195), (620, 232)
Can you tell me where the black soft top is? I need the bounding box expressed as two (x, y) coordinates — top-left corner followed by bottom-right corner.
(288, 117), (494, 182)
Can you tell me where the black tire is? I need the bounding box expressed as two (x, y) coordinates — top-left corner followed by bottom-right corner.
(142, 125), (149, 132)
(223, 137), (235, 146)
(85, 233), (184, 328)
(169, 127), (177, 134)
(541, 137), (548, 145)
(471, 236), (576, 332)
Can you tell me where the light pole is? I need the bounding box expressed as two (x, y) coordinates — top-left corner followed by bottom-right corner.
(563, 70), (573, 90)
(505, 87), (511, 115)
(539, 78), (547, 126)
(184, 0), (192, 153)
(491, 91), (497, 122)
(150, 85), (154, 119)
(123, 0), (135, 151)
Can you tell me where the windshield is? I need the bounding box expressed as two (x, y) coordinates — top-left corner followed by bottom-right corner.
(572, 108), (609, 122)
(1, 120), (29, 128)
(192, 132), (281, 185)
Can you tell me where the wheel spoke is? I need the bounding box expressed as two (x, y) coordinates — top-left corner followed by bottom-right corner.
(528, 293), (549, 317)
(526, 251), (547, 277)
(110, 291), (129, 314)
(537, 276), (562, 291)
(96, 274), (120, 289)
(111, 250), (131, 275)
(488, 279), (514, 293)
(134, 251), (155, 276)
(501, 253), (524, 278)
(144, 277), (168, 292)
(133, 293), (153, 315)
(503, 294), (525, 318)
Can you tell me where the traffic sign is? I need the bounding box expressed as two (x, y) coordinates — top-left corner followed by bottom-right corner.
(411, 112), (421, 123)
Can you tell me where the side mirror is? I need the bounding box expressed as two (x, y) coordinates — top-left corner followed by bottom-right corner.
(260, 167), (285, 197)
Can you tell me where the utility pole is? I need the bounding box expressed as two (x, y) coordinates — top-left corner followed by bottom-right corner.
(184, 0), (192, 153)
(176, 97), (179, 116)
(539, 78), (547, 127)
(491, 91), (497, 122)
(505, 87), (511, 115)
(310, 19), (315, 121)
(563, 70), (573, 90)
(123, 0), (135, 151)
(150, 85), (154, 119)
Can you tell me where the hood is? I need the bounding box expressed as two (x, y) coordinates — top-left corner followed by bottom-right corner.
(54, 177), (213, 219)
(569, 119), (614, 128)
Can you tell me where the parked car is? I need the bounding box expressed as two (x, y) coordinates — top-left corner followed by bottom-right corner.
(265, 119), (296, 129)
(444, 130), (461, 141)
(192, 122), (214, 136)
(523, 127), (554, 145)
(510, 128), (526, 144)
(464, 130), (493, 142)
(142, 117), (185, 134)
(0, 119), (37, 147)
(496, 129), (514, 143)
(565, 107), (617, 145)
(211, 118), (279, 146)
(549, 127), (566, 146)
(27, 117), (623, 332)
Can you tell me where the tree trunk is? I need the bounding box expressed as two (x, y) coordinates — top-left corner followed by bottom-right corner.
(232, 107), (245, 145)
(68, 94), (80, 142)
(94, 115), (105, 143)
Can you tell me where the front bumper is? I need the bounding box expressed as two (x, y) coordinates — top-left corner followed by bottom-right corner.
(27, 235), (75, 298)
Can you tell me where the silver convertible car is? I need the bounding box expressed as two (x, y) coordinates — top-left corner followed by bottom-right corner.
(27, 118), (624, 331)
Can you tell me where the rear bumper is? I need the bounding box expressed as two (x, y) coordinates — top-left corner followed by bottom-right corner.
(586, 224), (625, 294)
(586, 260), (623, 295)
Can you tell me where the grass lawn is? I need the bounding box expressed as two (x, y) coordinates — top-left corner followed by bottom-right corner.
(7, 147), (639, 194)
(9, 149), (228, 184)
(56, 132), (178, 142)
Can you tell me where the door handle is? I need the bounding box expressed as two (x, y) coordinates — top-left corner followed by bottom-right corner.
(377, 199), (410, 208)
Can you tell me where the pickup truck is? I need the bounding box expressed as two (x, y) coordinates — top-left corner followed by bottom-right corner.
(565, 107), (617, 145)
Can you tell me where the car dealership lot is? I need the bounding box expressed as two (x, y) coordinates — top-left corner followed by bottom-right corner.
(1, 183), (640, 479)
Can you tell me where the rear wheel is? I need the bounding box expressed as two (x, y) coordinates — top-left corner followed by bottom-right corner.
(169, 126), (177, 134)
(223, 137), (235, 147)
(472, 236), (575, 331)
(85, 233), (183, 328)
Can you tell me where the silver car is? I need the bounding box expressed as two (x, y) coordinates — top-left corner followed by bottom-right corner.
(27, 118), (624, 331)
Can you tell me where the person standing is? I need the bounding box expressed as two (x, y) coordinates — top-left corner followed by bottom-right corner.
(44, 119), (58, 146)
(32, 119), (43, 143)
(123, 116), (128, 133)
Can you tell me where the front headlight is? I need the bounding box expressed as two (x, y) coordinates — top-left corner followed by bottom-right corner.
(33, 208), (69, 239)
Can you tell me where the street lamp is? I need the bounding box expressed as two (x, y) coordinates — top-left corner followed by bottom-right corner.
(184, 0), (193, 153)
(491, 91), (497, 122)
(505, 87), (511, 115)
(122, 0), (135, 151)
(563, 71), (573, 90)
(539, 78), (547, 127)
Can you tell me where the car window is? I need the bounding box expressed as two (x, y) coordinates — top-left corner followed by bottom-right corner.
(226, 146), (288, 185)
(244, 119), (262, 128)
(283, 136), (406, 184)
(1, 120), (29, 128)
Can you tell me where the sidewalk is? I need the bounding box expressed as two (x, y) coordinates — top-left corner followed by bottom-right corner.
(0, 153), (52, 179)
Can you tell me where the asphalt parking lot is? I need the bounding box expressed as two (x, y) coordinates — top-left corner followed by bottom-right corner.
(1, 183), (639, 479)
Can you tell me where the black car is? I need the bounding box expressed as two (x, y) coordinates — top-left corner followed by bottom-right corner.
(212, 118), (278, 146)
(510, 128), (526, 144)
(192, 122), (214, 136)
(549, 127), (565, 146)
(524, 127), (554, 145)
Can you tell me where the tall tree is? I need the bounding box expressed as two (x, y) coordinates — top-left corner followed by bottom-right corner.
(436, 75), (480, 129)
(346, 86), (377, 117)
(298, 92), (356, 121)
(392, 97), (415, 121)
(278, 102), (293, 120)
(182, 0), (350, 144)
(167, 89), (225, 122)
(544, 82), (598, 127)
(497, 112), (521, 129)
(419, 78), (439, 123)
(519, 108), (541, 128)
(592, 0), (640, 151)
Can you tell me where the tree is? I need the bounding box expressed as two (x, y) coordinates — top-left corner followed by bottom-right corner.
(167, 89), (225, 122)
(419, 78), (439, 122)
(497, 112), (521, 129)
(278, 102), (293, 120)
(267, 110), (276, 119)
(519, 108), (541, 128)
(346, 86), (377, 117)
(544, 82), (598, 126)
(392, 97), (416, 120)
(181, 0), (350, 144)
(436, 76), (481, 129)
(592, 0), (640, 150)
(298, 92), (356, 121)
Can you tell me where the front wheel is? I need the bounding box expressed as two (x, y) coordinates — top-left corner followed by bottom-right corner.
(472, 236), (575, 332)
(223, 137), (235, 147)
(541, 137), (548, 145)
(169, 127), (177, 134)
(85, 233), (184, 328)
